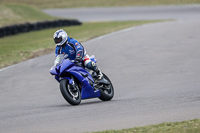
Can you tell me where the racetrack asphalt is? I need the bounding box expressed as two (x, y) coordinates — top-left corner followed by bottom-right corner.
(43, 4), (200, 22)
(0, 4), (200, 133)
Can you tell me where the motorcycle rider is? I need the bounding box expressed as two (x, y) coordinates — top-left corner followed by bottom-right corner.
(53, 29), (103, 80)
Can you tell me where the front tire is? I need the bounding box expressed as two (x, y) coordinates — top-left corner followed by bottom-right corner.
(60, 79), (81, 105)
(98, 73), (114, 101)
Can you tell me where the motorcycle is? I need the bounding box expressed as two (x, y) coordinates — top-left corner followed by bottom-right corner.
(49, 54), (114, 105)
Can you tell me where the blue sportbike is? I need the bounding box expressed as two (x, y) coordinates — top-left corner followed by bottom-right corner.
(50, 54), (114, 105)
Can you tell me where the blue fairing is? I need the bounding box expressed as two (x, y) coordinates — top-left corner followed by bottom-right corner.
(66, 66), (100, 99)
(50, 57), (100, 99)
(60, 59), (74, 75)
(50, 66), (59, 76)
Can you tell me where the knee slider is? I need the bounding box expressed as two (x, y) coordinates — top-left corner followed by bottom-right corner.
(86, 61), (97, 70)
(91, 61), (96, 67)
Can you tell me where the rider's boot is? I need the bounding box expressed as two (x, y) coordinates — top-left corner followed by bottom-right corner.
(94, 67), (103, 80)
(85, 60), (103, 80)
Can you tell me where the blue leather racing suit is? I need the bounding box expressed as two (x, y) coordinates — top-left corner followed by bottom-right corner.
(55, 36), (84, 60)
(55, 36), (96, 70)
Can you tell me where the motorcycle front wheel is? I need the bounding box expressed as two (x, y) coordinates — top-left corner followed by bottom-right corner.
(60, 79), (81, 105)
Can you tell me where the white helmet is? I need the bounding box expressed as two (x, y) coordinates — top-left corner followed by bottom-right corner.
(53, 29), (68, 46)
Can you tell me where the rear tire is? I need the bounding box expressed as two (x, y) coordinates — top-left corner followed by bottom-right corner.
(98, 73), (114, 101)
(60, 79), (81, 105)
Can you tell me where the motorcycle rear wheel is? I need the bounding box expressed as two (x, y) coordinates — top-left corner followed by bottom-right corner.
(98, 73), (114, 101)
(60, 79), (81, 105)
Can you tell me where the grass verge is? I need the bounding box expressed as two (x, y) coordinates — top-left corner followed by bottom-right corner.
(0, 0), (200, 9)
(0, 20), (162, 69)
(93, 119), (200, 133)
(0, 3), (57, 27)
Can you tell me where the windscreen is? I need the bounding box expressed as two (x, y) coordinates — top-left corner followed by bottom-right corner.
(54, 54), (64, 66)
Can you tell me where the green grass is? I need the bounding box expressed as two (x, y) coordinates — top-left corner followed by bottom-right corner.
(0, 0), (200, 9)
(0, 3), (57, 27)
(0, 20), (161, 68)
(93, 119), (200, 133)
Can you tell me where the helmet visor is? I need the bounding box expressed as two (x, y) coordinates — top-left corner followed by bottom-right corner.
(54, 37), (62, 44)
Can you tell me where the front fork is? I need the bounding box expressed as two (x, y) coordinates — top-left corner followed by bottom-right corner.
(56, 75), (76, 89)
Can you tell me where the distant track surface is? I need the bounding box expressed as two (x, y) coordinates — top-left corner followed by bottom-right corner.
(43, 5), (200, 22)
(1, 5), (200, 133)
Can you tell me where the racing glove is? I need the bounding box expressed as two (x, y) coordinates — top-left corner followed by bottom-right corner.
(74, 50), (83, 62)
